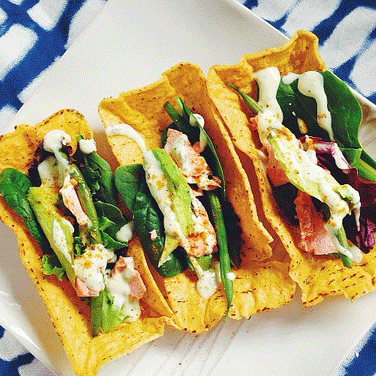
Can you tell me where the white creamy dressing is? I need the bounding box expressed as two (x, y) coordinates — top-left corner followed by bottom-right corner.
(253, 67), (283, 121)
(282, 72), (300, 85)
(116, 221), (134, 243)
(37, 156), (60, 187)
(79, 138), (97, 154)
(189, 113), (207, 150)
(190, 257), (221, 299)
(52, 219), (73, 263)
(170, 133), (192, 173)
(257, 111), (360, 259)
(297, 71), (334, 141)
(43, 130), (71, 176)
(197, 269), (218, 299)
(226, 271), (236, 281)
(73, 244), (111, 293)
(327, 224), (363, 261)
(105, 123), (188, 246)
(274, 70), (335, 141)
(105, 124), (148, 153)
(143, 150), (187, 244)
(104, 257), (141, 322)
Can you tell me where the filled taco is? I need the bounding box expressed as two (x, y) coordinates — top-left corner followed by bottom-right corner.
(0, 109), (175, 376)
(207, 30), (376, 306)
(98, 62), (295, 333)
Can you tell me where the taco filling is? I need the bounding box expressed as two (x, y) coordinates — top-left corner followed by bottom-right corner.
(106, 98), (236, 311)
(228, 66), (376, 267)
(0, 129), (146, 335)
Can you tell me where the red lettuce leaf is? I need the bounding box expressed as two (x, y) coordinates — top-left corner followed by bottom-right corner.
(301, 136), (376, 253)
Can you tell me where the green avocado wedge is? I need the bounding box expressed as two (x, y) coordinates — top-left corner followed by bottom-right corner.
(27, 186), (76, 285)
(151, 148), (195, 264)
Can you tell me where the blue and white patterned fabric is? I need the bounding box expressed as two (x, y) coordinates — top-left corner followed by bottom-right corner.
(0, 0), (375, 375)
(0, 0), (107, 127)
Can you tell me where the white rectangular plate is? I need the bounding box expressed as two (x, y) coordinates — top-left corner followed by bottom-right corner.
(3, 0), (376, 375)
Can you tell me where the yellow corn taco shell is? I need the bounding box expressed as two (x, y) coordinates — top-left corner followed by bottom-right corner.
(99, 63), (295, 333)
(207, 30), (376, 306)
(0, 109), (175, 376)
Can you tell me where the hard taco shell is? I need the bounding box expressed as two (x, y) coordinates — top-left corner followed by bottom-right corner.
(206, 30), (376, 306)
(0, 109), (174, 376)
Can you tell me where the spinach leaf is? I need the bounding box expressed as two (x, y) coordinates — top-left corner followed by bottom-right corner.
(115, 164), (187, 277)
(113, 164), (144, 212)
(339, 147), (376, 184)
(277, 71), (362, 142)
(340, 148), (363, 167)
(0, 168), (51, 253)
(278, 78), (328, 140)
(91, 288), (125, 336)
(95, 201), (128, 251)
(275, 80), (301, 137)
(322, 71), (362, 147)
(101, 232), (127, 251)
(95, 201), (126, 228)
(277, 71), (376, 181)
(74, 135), (118, 206)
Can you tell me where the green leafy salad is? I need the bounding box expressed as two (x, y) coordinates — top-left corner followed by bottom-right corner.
(228, 67), (376, 268)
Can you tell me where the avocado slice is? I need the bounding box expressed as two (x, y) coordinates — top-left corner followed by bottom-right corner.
(149, 148), (194, 264)
(28, 186), (75, 285)
(267, 131), (356, 212)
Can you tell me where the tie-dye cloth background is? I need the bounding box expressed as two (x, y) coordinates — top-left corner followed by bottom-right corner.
(0, 0), (375, 375)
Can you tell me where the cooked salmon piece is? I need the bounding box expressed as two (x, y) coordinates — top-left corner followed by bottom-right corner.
(75, 276), (100, 297)
(294, 190), (337, 255)
(164, 129), (221, 192)
(60, 174), (89, 226)
(186, 196), (217, 258)
(112, 256), (146, 300)
(265, 144), (289, 187)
